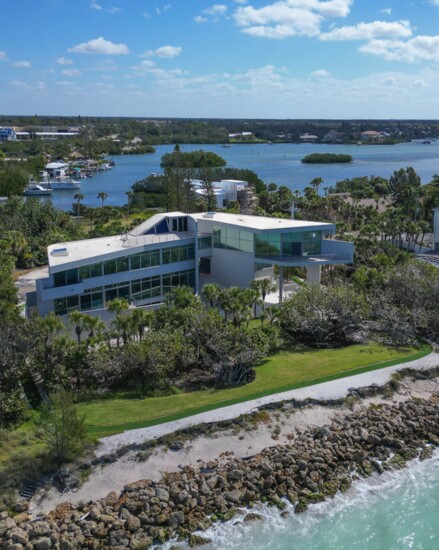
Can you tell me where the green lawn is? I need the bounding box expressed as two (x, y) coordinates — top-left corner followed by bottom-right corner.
(78, 343), (431, 438)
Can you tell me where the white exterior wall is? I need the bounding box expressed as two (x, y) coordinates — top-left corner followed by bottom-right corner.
(210, 248), (256, 288)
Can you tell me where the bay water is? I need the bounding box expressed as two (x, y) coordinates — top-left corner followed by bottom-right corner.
(164, 451), (439, 550)
(41, 141), (439, 210)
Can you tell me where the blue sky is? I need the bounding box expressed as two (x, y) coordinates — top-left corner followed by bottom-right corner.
(1, 0), (439, 118)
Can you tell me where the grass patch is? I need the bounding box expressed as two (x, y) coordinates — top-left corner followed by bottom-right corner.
(78, 342), (431, 438)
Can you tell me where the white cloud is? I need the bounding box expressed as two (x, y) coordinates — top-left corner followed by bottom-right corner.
(12, 60), (31, 68)
(9, 80), (27, 87)
(413, 79), (430, 88)
(381, 8), (392, 15)
(359, 35), (439, 62)
(430, 1), (439, 6)
(234, 0), (248, 3)
(0, 51), (7, 61)
(234, 0), (353, 39)
(312, 69), (330, 77)
(141, 45), (182, 58)
(56, 57), (73, 65)
(203, 4), (228, 15)
(320, 20), (412, 41)
(89, 2), (102, 10)
(194, 15), (208, 23)
(69, 37), (129, 55)
(108, 7), (122, 14)
(143, 12), (151, 18)
(62, 69), (82, 76)
(382, 76), (396, 85)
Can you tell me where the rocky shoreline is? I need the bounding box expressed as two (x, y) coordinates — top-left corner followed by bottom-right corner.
(1, 386), (439, 549)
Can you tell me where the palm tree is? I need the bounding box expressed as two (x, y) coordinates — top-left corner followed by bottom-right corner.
(107, 298), (130, 347)
(310, 177), (323, 195)
(74, 193), (84, 216)
(97, 191), (108, 208)
(82, 315), (106, 345)
(129, 308), (153, 341)
(107, 297), (129, 316)
(251, 278), (276, 312)
(202, 283), (221, 309)
(68, 310), (89, 388)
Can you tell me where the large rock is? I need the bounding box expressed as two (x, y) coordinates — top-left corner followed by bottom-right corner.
(0, 518), (16, 537)
(5, 526), (29, 545)
(29, 521), (51, 538)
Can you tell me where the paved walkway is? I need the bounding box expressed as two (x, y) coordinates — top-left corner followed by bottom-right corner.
(96, 350), (439, 457)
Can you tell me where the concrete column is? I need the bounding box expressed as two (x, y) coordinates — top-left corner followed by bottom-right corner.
(306, 264), (322, 283)
(278, 266), (283, 303)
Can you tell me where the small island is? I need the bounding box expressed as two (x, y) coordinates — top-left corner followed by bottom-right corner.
(301, 153), (353, 164)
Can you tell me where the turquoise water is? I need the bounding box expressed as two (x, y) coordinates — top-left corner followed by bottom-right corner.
(41, 141), (439, 210)
(168, 451), (439, 550)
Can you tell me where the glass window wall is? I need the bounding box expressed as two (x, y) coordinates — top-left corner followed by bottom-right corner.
(213, 226), (254, 253)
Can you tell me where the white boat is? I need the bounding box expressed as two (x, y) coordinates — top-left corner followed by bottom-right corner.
(40, 174), (81, 190)
(221, 144), (232, 148)
(47, 178), (81, 190)
(23, 178), (52, 196)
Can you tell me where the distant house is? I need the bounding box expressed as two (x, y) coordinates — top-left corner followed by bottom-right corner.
(299, 133), (318, 142)
(0, 127), (16, 141)
(360, 130), (383, 142)
(193, 179), (248, 209)
(323, 130), (345, 143)
(46, 162), (69, 178)
(228, 132), (253, 139)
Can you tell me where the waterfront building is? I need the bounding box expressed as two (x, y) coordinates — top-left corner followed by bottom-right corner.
(26, 212), (354, 319)
(193, 179), (248, 209)
(299, 133), (318, 142)
(360, 130), (383, 142)
(0, 127), (16, 141)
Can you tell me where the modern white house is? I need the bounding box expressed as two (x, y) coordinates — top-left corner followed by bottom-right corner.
(26, 212), (354, 318)
(193, 179), (248, 208)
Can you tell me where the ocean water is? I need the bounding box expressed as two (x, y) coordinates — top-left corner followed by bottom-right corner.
(164, 451), (439, 550)
(39, 141), (439, 210)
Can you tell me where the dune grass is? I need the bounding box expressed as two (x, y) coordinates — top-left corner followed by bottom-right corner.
(78, 342), (431, 438)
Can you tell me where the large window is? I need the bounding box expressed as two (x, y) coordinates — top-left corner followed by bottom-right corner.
(54, 268), (79, 287)
(198, 235), (212, 250)
(163, 269), (196, 294)
(213, 226), (253, 253)
(255, 231), (322, 258)
(171, 217), (188, 232)
(130, 249), (160, 270)
(55, 248), (162, 288)
(302, 231), (322, 255)
(131, 276), (161, 302)
(162, 244), (195, 264)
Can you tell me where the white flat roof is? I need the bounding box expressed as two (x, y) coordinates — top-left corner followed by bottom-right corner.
(46, 162), (69, 169)
(48, 231), (191, 271)
(192, 212), (334, 232)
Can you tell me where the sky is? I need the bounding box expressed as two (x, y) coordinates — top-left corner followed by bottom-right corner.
(1, 0), (439, 119)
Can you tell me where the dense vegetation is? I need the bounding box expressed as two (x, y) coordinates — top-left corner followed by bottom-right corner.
(0, 197), (84, 267)
(160, 149), (226, 169)
(301, 153), (353, 164)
